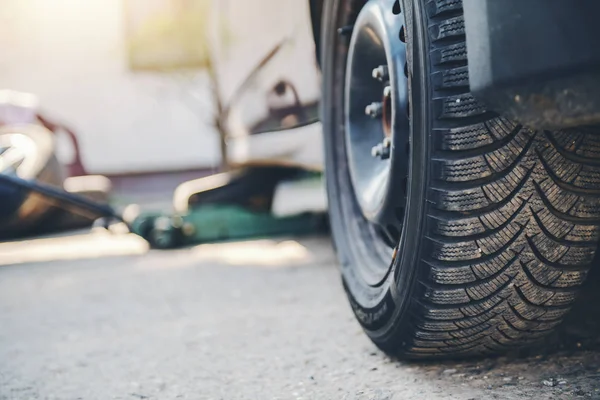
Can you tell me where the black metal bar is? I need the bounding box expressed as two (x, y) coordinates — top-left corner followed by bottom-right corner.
(0, 173), (123, 223)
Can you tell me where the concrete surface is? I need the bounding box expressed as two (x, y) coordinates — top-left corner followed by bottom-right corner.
(1, 234), (600, 400)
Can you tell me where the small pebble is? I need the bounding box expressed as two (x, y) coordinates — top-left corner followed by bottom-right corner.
(503, 377), (513, 382)
(443, 369), (457, 375)
(543, 379), (558, 387)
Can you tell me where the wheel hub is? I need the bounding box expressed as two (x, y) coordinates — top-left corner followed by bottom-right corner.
(344, 0), (409, 232)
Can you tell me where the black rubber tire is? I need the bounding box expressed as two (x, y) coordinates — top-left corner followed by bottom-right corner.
(322, 0), (600, 359)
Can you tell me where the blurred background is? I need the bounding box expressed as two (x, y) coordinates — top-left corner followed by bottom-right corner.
(3, 0), (219, 175)
(0, 0), (325, 244)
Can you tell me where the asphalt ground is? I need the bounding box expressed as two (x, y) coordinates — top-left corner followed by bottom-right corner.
(1, 232), (599, 399)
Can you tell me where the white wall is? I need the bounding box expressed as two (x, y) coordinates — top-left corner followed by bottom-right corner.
(0, 0), (220, 174)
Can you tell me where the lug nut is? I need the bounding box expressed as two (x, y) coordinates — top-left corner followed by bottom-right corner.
(371, 144), (381, 158)
(383, 85), (392, 98)
(365, 102), (383, 118)
(371, 137), (391, 160)
(372, 65), (389, 81)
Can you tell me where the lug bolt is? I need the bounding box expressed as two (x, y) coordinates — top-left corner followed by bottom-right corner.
(371, 137), (391, 159)
(371, 144), (384, 158)
(372, 65), (389, 81)
(365, 102), (383, 118)
(383, 85), (392, 98)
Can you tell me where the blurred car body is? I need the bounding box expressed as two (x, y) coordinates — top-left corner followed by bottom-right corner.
(212, 0), (323, 169)
(0, 90), (111, 239)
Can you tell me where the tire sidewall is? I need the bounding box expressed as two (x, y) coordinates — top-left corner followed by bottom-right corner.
(321, 0), (432, 343)
(321, 0), (392, 315)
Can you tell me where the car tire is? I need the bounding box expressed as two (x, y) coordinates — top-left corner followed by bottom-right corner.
(321, 0), (600, 358)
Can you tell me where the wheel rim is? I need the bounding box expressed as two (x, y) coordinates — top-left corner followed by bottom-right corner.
(343, 0), (410, 283)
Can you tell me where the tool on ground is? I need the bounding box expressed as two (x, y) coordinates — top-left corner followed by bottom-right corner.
(0, 167), (327, 249)
(128, 166), (328, 249)
(0, 173), (125, 228)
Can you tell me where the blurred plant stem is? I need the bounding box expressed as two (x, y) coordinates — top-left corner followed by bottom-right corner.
(125, 0), (232, 170)
(206, 55), (228, 170)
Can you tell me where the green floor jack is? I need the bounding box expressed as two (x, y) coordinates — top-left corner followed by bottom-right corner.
(0, 166), (328, 248)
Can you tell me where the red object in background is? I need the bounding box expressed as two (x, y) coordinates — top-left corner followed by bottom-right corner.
(36, 114), (87, 177)
(0, 90), (87, 178)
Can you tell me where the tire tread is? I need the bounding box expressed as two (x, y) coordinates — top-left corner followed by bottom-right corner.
(405, 0), (600, 357)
